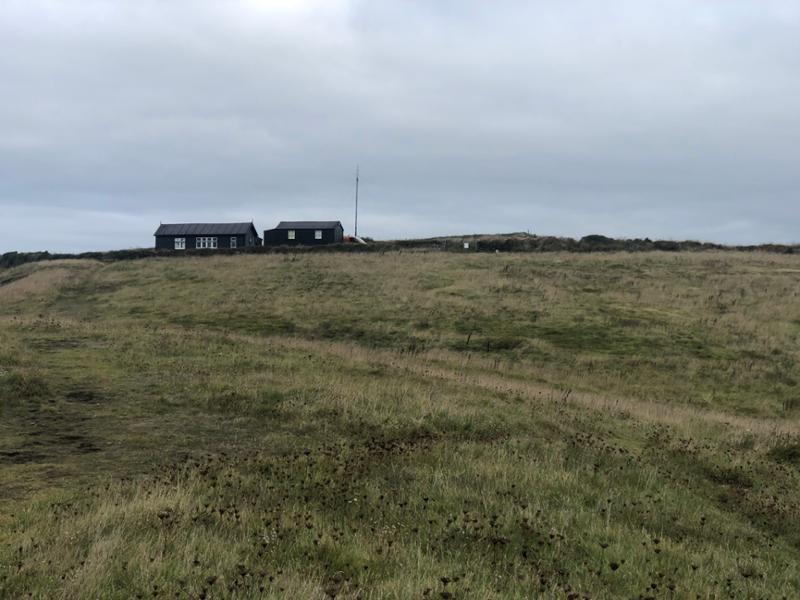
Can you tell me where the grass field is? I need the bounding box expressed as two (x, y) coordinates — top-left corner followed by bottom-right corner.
(1, 250), (799, 599)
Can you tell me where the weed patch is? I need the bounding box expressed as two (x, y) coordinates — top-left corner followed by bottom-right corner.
(768, 441), (800, 466)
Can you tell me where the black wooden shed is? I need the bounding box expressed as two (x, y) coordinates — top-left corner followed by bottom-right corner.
(263, 221), (344, 246)
(154, 222), (261, 250)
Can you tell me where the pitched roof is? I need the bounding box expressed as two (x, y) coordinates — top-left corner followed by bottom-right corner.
(272, 221), (343, 230)
(154, 222), (256, 236)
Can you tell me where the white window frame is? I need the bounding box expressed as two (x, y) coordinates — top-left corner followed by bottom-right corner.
(287, 230), (296, 240)
(174, 238), (185, 250)
(230, 236), (237, 248)
(195, 236), (218, 249)
(314, 229), (322, 240)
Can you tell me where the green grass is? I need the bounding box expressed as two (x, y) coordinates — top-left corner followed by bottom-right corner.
(1, 251), (800, 598)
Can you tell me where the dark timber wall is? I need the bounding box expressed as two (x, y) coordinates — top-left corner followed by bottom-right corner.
(264, 225), (344, 246)
(155, 234), (251, 250)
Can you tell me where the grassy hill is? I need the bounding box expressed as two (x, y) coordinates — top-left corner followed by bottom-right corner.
(1, 251), (799, 598)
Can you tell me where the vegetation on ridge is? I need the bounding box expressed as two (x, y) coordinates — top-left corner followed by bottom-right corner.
(2, 231), (798, 271)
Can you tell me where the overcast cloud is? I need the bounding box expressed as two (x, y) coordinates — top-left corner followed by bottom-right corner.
(1, 0), (798, 252)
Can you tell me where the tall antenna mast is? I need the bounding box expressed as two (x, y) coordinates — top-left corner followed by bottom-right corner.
(354, 165), (359, 238)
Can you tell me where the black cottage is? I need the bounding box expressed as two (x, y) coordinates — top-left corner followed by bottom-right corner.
(154, 222), (261, 250)
(263, 221), (344, 246)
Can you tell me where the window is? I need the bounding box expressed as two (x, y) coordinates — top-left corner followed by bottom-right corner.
(287, 230), (296, 240)
(230, 236), (237, 249)
(314, 230), (322, 240)
(196, 237), (218, 249)
(174, 238), (185, 250)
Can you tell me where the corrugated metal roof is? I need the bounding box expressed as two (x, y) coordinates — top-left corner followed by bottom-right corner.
(154, 223), (256, 236)
(273, 221), (343, 230)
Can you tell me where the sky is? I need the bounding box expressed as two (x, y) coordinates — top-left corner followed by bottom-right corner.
(1, 0), (799, 252)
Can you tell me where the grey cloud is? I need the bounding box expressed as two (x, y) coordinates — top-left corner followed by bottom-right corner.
(1, 0), (798, 252)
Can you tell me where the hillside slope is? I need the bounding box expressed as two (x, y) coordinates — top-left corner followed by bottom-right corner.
(1, 252), (799, 598)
